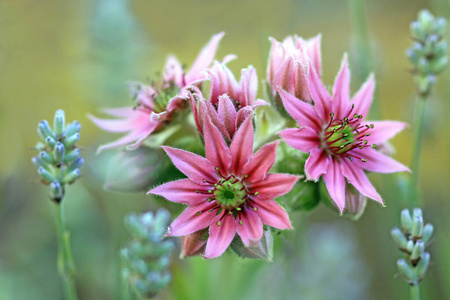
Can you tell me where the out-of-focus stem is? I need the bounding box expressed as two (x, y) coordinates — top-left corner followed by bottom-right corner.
(410, 284), (421, 300)
(55, 203), (78, 300)
(411, 95), (427, 206)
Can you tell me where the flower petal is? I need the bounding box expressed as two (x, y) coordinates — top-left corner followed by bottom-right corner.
(203, 116), (232, 177)
(198, 99), (231, 142)
(88, 112), (143, 133)
(186, 32), (225, 84)
(273, 56), (297, 97)
(340, 160), (383, 204)
(323, 157), (346, 213)
(236, 207), (263, 247)
(162, 146), (220, 185)
(180, 229), (208, 258)
(242, 141), (280, 183)
(235, 107), (253, 130)
(350, 148), (410, 173)
(208, 61), (239, 106)
(277, 88), (322, 131)
(305, 34), (322, 78)
(163, 55), (184, 87)
(204, 212), (236, 258)
(250, 198), (292, 230)
(332, 54), (352, 118)
(247, 173), (301, 200)
(278, 127), (320, 153)
(309, 62), (332, 122)
(148, 179), (213, 206)
(167, 201), (218, 236)
(352, 74), (375, 119)
(230, 116), (254, 175)
(241, 66), (258, 106)
(366, 120), (408, 145)
(217, 94), (237, 137)
(304, 147), (329, 181)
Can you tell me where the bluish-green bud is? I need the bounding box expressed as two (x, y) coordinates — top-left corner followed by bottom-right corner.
(45, 136), (57, 148)
(418, 10), (434, 33)
(412, 216), (424, 238)
(434, 40), (448, 57)
(64, 169), (80, 184)
(422, 223), (434, 244)
(32, 156), (50, 171)
(37, 120), (54, 141)
(406, 240), (414, 253)
(391, 227), (408, 249)
(39, 151), (54, 165)
(65, 121), (81, 137)
(430, 55), (448, 74)
(53, 142), (65, 163)
(67, 157), (84, 173)
(49, 180), (63, 201)
(53, 110), (65, 137)
(397, 259), (414, 281)
(63, 133), (80, 148)
(64, 148), (80, 163)
(401, 209), (413, 231)
(411, 21), (425, 40)
(417, 252), (430, 278)
(411, 240), (425, 261)
(435, 17), (447, 37)
(38, 167), (55, 183)
(413, 208), (423, 219)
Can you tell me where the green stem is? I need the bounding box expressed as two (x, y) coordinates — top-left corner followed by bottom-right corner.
(411, 95), (427, 207)
(410, 284), (421, 300)
(55, 203), (78, 300)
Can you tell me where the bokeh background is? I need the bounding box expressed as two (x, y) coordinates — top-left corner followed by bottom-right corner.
(1, 0), (450, 299)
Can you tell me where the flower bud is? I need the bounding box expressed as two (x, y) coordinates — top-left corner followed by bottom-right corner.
(406, 240), (414, 253)
(39, 151), (54, 165)
(64, 169), (81, 184)
(64, 148), (80, 163)
(434, 40), (448, 57)
(391, 227), (408, 249)
(38, 167), (55, 183)
(67, 157), (84, 173)
(53, 109), (65, 137)
(49, 180), (64, 202)
(417, 252), (430, 279)
(410, 21), (425, 40)
(435, 17), (447, 37)
(37, 120), (54, 141)
(430, 55), (448, 74)
(53, 142), (65, 163)
(397, 259), (414, 281)
(412, 216), (424, 239)
(411, 240), (425, 261)
(422, 223), (434, 244)
(63, 133), (80, 148)
(401, 209), (413, 231)
(65, 121), (81, 137)
(45, 136), (56, 148)
(418, 10), (434, 33)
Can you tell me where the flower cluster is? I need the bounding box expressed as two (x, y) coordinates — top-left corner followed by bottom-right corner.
(32, 110), (83, 203)
(391, 209), (433, 285)
(92, 32), (409, 259)
(121, 210), (174, 299)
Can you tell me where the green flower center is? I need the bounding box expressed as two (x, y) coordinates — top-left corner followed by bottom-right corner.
(152, 83), (180, 113)
(214, 177), (247, 210)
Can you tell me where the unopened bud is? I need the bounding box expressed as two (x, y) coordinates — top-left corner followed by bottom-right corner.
(49, 180), (63, 201)
(63, 133), (80, 148)
(53, 142), (65, 163)
(391, 227), (408, 249)
(64, 148), (80, 163)
(65, 121), (81, 137)
(434, 40), (448, 57)
(412, 216), (424, 239)
(39, 151), (54, 165)
(53, 110), (65, 137)
(411, 240), (425, 261)
(67, 157), (84, 173)
(397, 259), (414, 281)
(418, 10), (434, 33)
(38, 167), (55, 183)
(435, 17), (447, 37)
(44, 136), (56, 148)
(417, 252), (430, 279)
(64, 169), (81, 184)
(422, 223), (434, 243)
(37, 120), (54, 141)
(406, 240), (414, 253)
(430, 55), (448, 74)
(410, 21), (425, 40)
(413, 208), (423, 219)
(401, 209), (413, 231)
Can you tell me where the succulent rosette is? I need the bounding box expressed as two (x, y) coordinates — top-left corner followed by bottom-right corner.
(149, 117), (300, 258)
(90, 33), (225, 153)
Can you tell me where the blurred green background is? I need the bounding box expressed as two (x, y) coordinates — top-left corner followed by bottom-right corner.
(1, 0), (450, 299)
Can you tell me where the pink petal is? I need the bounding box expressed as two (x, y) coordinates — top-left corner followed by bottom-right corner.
(162, 146), (220, 185)
(309, 62), (332, 122)
(208, 61), (239, 106)
(294, 60), (313, 103)
(167, 201), (218, 236)
(350, 148), (410, 173)
(273, 56), (297, 97)
(278, 127), (320, 153)
(277, 88), (322, 131)
(352, 74), (375, 119)
(250, 198), (292, 230)
(186, 32), (225, 84)
(366, 120), (408, 145)
(198, 99), (231, 142)
(332, 54), (352, 118)
(247, 173), (301, 200)
(163, 55), (184, 87)
(241, 66), (258, 106)
(323, 158), (346, 213)
(230, 117), (254, 175)
(148, 179), (213, 206)
(188, 90), (202, 136)
(96, 131), (144, 154)
(88, 113), (140, 133)
(217, 95), (237, 137)
(340, 160), (383, 204)
(267, 37), (285, 83)
(305, 34), (322, 78)
(204, 212), (236, 258)
(125, 123), (159, 150)
(203, 116), (232, 177)
(102, 107), (136, 118)
(180, 229), (208, 258)
(242, 141), (280, 183)
(235, 107), (253, 130)
(304, 147), (329, 181)
(236, 207), (263, 247)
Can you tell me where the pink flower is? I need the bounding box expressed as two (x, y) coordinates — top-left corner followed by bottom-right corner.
(89, 32), (225, 153)
(148, 117), (300, 258)
(267, 34), (322, 104)
(278, 55), (410, 213)
(189, 61), (267, 143)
